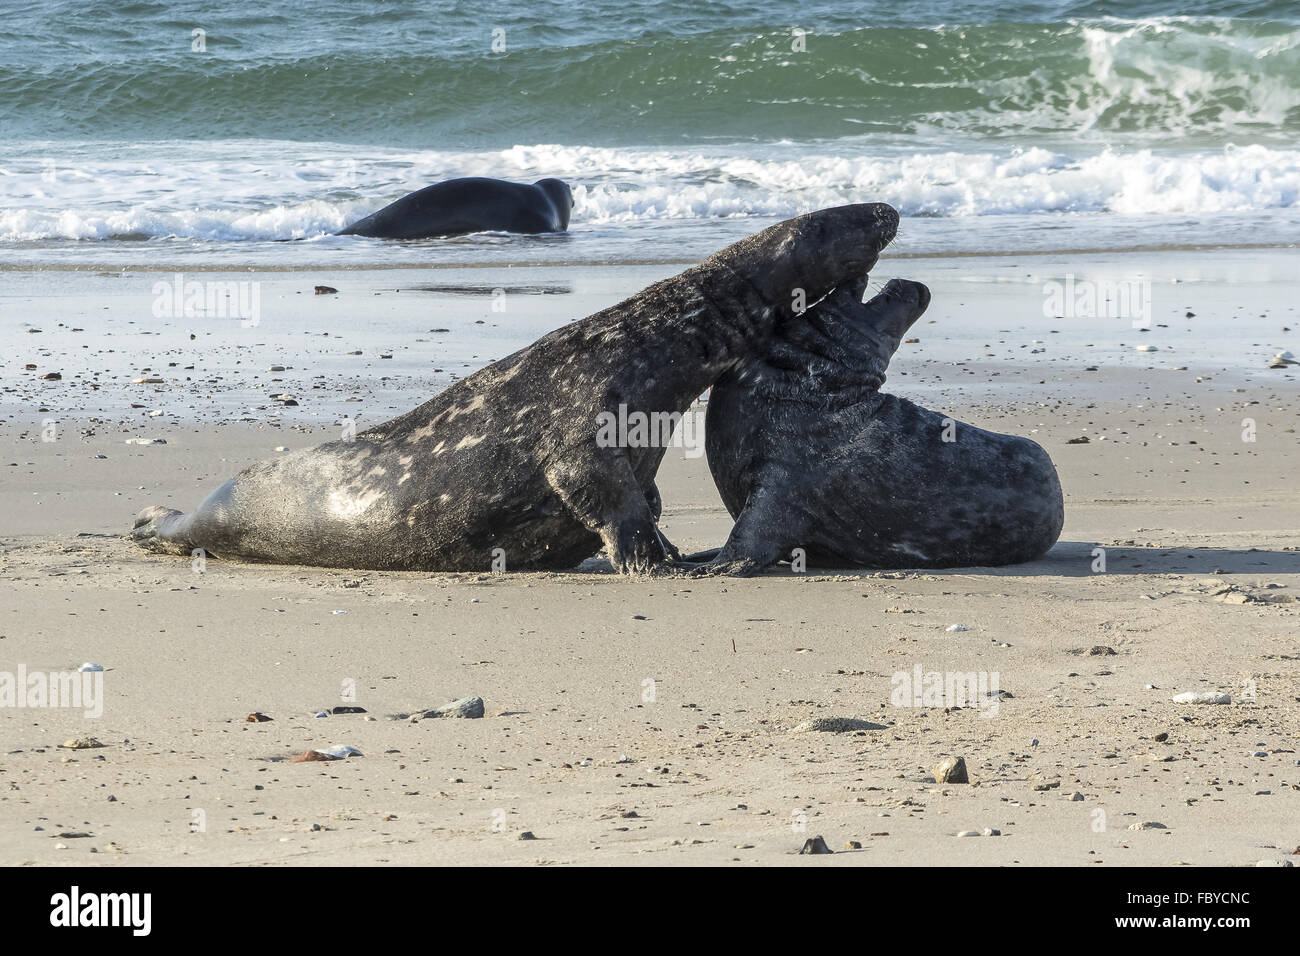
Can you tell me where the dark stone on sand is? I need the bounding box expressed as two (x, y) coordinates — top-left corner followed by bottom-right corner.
(799, 835), (833, 855)
(419, 696), (485, 719)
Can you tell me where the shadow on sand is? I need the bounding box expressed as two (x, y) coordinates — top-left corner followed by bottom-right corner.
(579, 540), (1299, 578)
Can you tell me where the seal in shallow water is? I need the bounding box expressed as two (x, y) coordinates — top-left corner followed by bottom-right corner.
(131, 204), (901, 573)
(336, 177), (574, 239)
(695, 277), (1064, 575)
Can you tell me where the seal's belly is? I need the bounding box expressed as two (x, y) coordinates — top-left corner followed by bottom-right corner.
(191, 441), (594, 571)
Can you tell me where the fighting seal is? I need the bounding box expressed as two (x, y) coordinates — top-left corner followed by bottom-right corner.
(695, 277), (1065, 575)
(336, 177), (574, 239)
(132, 203), (901, 573)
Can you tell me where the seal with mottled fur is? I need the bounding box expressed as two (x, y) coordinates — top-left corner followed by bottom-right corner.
(695, 277), (1064, 575)
(131, 204), (901, 573)
(337, 177), (574, 239)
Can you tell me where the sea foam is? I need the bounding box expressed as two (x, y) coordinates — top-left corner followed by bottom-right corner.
(1, 141), (1296, 242)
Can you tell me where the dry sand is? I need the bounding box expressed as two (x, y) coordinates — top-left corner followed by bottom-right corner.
(1, 254), (1297, 866)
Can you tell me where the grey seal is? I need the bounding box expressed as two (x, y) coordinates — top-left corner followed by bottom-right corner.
(131, 204), (901, 573)
(695, 277), (1065, 575)
(336, 177), (574, 239)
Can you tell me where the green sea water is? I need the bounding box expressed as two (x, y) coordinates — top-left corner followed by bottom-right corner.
(1, 0), (1297, 263)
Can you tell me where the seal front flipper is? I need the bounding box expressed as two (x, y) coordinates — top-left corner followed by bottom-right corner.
(686, 491), (800, 577)
(680, 547), (722, 563)
(642, 480), (682, 561)
(545, 450), (667, 574)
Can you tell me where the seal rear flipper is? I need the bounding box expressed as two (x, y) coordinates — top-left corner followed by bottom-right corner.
(545, 450), (668, 574)
(130, 505), (194, 555)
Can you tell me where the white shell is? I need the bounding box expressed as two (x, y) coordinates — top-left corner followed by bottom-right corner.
(1171, 691), (1230, 704)
(315, 744), (363, 759)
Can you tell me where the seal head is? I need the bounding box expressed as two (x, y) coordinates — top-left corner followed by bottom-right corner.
(534, 178), (574, 230)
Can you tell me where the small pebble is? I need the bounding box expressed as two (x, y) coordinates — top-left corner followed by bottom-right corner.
(933, 755), (968, 784)
(420, 696), (485, 719)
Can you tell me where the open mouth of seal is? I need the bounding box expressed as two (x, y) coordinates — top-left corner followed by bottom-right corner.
(808, 277), (929, 341)
(762, 275), (932, 387)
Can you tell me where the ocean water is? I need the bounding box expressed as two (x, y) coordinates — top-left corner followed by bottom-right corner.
(1, 0), (1298, 266)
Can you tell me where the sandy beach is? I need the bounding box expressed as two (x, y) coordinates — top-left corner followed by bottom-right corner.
(2, 251), (1296, 866)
